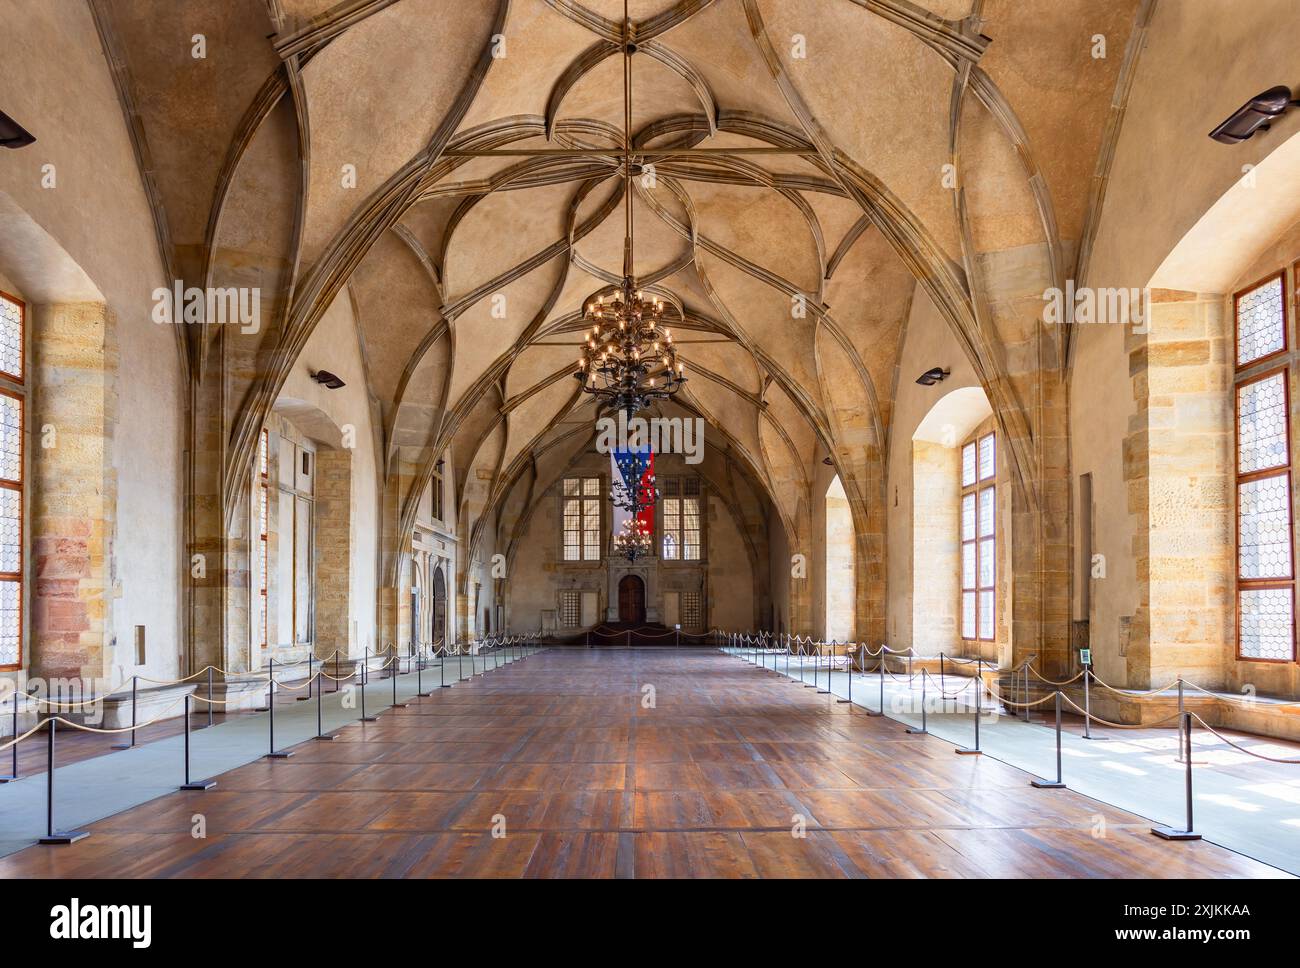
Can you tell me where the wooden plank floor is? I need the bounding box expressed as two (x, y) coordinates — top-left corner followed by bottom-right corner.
(0, 649), (1286, 879)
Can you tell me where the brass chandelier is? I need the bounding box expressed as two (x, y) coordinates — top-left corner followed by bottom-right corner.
(574, 2), (686, 418)
(613, 517), (654, 562)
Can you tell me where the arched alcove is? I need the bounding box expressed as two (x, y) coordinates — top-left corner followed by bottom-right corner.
(910, 386), (998, 657)
(824, 476), (855, 642)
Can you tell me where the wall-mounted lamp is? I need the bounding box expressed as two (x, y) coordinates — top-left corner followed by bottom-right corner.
(0, 110), (35, 149)
(311, 370), (346, 390)
(1209, 86), (1300, 144)
(915, 367), (949, 386)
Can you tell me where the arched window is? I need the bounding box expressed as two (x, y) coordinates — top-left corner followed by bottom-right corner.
(0, 290), (22, 670)
(960, 431), (996, 642)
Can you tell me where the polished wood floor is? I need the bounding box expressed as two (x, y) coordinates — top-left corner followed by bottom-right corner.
(0, 649), (1283, 878)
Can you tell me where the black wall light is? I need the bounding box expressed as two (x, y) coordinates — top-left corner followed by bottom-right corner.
(0, 110), (35, 149)
(1210, 86), (1300, 144)
(915, 367), (949, 386)
(311, 370), (346, 390)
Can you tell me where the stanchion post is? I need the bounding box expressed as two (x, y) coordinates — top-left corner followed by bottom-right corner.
(265, 658), (294, 758)
(839, 649), (851, 705)
(206, 666), (214, 728)
(111, 675), (138, 751)
(417, 645), (429, 697)
(390, 645), (407, 709)
(1081, 666), (1107, 741)
(441, 645), (450, 688)
(1031, 691), (1066, 788)
(1175, 678), (1185, 764)
(879, 649), (885, 709)
(361, 647), (379, 722)
(314, 658), (337, 741)
(1152, 712), (1201, 840)
(955, 657), (983, 755)
(38, 718), (88, 844)
(181, 693), (216, 789)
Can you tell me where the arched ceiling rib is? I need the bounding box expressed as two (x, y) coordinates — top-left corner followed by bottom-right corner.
(92, 0), (1144, 550)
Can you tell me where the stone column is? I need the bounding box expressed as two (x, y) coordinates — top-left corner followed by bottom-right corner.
(1125, 289), (1231, 688)
(313, 447), (351, 660)
(30, 302), (117, 685)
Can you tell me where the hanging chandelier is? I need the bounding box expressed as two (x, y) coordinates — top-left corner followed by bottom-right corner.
(613, 517), (654, 562)
(574, 2), (686, 418)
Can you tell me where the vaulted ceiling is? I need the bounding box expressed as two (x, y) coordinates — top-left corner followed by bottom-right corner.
(91, 0), (1144, 551)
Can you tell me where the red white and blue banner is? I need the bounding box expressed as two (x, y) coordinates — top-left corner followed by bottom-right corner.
(611, 446), (655, 539)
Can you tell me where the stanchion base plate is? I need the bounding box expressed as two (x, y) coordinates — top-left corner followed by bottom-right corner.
(835, 699), (850, 704)
(1030, 779), (1065, 789)
(110, 744), (133, 751)
(314, 734), (339, 741)
(390, 702), (410, 709)
(904, 727), (927, 734)
(40, 831), (89, 845)
(416, 692), (432, 698)
(1151, 826), (1201, 841)
(0, 775), (16, 782)
(816, 690), (830, 695)
(360, 716), (380, 722)
(266, 750), (295, 759)
(954, 747), (982, 755)
(181, 779), (216, 791)
(863, 710), (883, 717)
(1081, 734), (1109, 741)
(296, 696), (312, 702)
(440, 684), (453, 689)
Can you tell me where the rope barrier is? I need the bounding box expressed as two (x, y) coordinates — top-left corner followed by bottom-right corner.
(1187, 712), (1300, 764)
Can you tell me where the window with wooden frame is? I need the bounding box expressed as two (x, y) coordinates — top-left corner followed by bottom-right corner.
(960, 431), (996, 642)
(1235, 270), (1295, 662)
(662, 477), (703, 561)
(257, 428), (269, 651)
(562, 477), (601, 561)
(0, 291), (23, 671)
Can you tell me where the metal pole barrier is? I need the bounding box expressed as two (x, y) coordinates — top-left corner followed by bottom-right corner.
(361, 647), (378, 722)
(905, 670), (927, 734)
(391, 646), (407, 709)
(1081, 666), (1107, 741)
(38, 718), (88, 844)
(840, 649), (851, 705)
(207, 666), (214, 727)
(1175, 678), (1185, 764)
(939, 653), (946, 708)
(332, 650), (339, 694)
(417, 645), (429, 697)
(441, 646), (451, 688)
(879, 650), (885, 710)
(956, 657), (983, 755)
(266, 658), (294, 758)
(1031, 692), (1066, 788)
(459, 648), (464, 681)
(818, 644), (829, 694)
(314, 659), (336, 741)
(1152, 712), (1202, 840)
(111, 675), (138, 750)
(181, 693), (216, 789)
